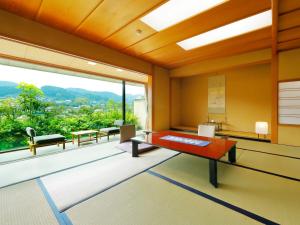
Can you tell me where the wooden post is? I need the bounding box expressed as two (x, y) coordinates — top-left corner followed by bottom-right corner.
(271, 0), (279, 144)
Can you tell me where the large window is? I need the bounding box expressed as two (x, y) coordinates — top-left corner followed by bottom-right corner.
(0, 59), (146, 152)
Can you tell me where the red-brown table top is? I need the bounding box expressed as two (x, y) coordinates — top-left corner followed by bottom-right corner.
(132, 130), (237, 160)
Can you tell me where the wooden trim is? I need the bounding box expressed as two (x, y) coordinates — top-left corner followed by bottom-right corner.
(278, 78), (300, 83)
(151, 65), (156, 131)
(0, 52), (147, 85)
(169, 77), (173, 129)
(278, 123), (300, 127)
(278, 38), (300, 51)
(271, 0), (279, 143)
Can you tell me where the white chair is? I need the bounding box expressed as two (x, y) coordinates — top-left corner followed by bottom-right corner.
(198, 125), (215, 138)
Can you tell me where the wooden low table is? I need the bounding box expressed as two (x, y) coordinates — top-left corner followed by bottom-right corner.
(71, 130), (98, 146)
(131, 131), (237, 188)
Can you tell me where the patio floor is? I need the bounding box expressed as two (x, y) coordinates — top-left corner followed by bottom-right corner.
(0, 134), (123, 165)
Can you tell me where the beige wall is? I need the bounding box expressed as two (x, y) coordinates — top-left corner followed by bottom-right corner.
(152, 66), (170, 131)
(226, 64), (271, 132)
(171, 64), (272, 133)
(278, 48), (300, 146)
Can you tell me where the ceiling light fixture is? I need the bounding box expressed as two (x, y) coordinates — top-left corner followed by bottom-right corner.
(177, 10), (272, 50)
(140, 0), (226, 31)
(87, 61), (97, 65)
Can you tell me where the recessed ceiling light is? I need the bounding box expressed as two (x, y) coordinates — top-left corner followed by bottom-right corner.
(136, 29), (143, 35)
(87, 61), (97, 65)
(177, 10), (272, 50)
(140, 0), (226, 31)
(117, 69), (123, 72)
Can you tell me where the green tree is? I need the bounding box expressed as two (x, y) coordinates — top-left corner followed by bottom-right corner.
(16, 82), (45, 123)
(0, 98), (17, 120)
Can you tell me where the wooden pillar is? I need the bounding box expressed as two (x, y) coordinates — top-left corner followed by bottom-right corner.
(271, 0), (278, 143)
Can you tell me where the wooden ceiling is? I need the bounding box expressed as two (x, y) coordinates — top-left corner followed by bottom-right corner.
(0, 0), (273, 69)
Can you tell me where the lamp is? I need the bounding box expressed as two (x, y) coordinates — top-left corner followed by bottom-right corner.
(255, 122), (268, 139)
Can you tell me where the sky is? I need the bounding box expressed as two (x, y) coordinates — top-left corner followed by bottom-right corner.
(0, 64), (144, 96)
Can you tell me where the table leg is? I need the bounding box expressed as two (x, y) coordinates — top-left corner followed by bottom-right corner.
(78, 135), (80, 147)
(72, 134), (74, 144)
(209, 159), (218, 188)
(132, 140), (139, 157)
(228, 145), (236, 163)
(96, 133), (98, 143)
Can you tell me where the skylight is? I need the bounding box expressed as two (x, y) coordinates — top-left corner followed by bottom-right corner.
(140, 0), (226, 31)
(177, 10), (272, 50)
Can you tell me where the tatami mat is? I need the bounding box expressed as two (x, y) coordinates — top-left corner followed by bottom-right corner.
(0, 180), (58, 225)
(0, 141), (123, 188)
(234, 138), (300, 158)
(66, 173), (261, 225)
(41, 148), (178, 212)
(235, 149), (300, 179)
(151, 154), (300, 225)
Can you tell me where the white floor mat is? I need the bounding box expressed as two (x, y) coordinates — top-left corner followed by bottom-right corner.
(0, 141), (123, 188)
(0, 180), (58, 225)
(66, 173), (261, 225)
(41, 148), (178, 212)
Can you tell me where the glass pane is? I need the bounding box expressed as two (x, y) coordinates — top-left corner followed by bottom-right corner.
(125, 82), (147, 130)
(0, 59), (123, 153)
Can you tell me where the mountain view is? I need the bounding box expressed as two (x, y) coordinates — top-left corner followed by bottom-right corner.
(0, 81), (140, 104)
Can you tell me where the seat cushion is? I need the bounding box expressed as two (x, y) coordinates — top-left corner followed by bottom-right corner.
(100, 127), (120, 134)
(33, 134), (65, 145)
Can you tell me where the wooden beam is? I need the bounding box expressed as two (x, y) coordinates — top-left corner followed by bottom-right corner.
(271, 0), (278, 144)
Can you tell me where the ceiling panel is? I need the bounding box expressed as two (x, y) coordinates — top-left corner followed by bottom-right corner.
(102, 20), (156, 50)
(278, 27), (300, 43)
(165, 38), (271, 68)
(279, 9), (300, 31)
(142, 27), (271, 68)
(0, 0), (41, 19)
(36, 0), (103, 32)
(0, 0), (272, 69)
(74, 0), (164, 43)
(279, 0), (300, 14)
(124, 0), (271, 56)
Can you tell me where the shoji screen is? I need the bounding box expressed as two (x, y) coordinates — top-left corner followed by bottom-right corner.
(279, 81), (300, 125)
